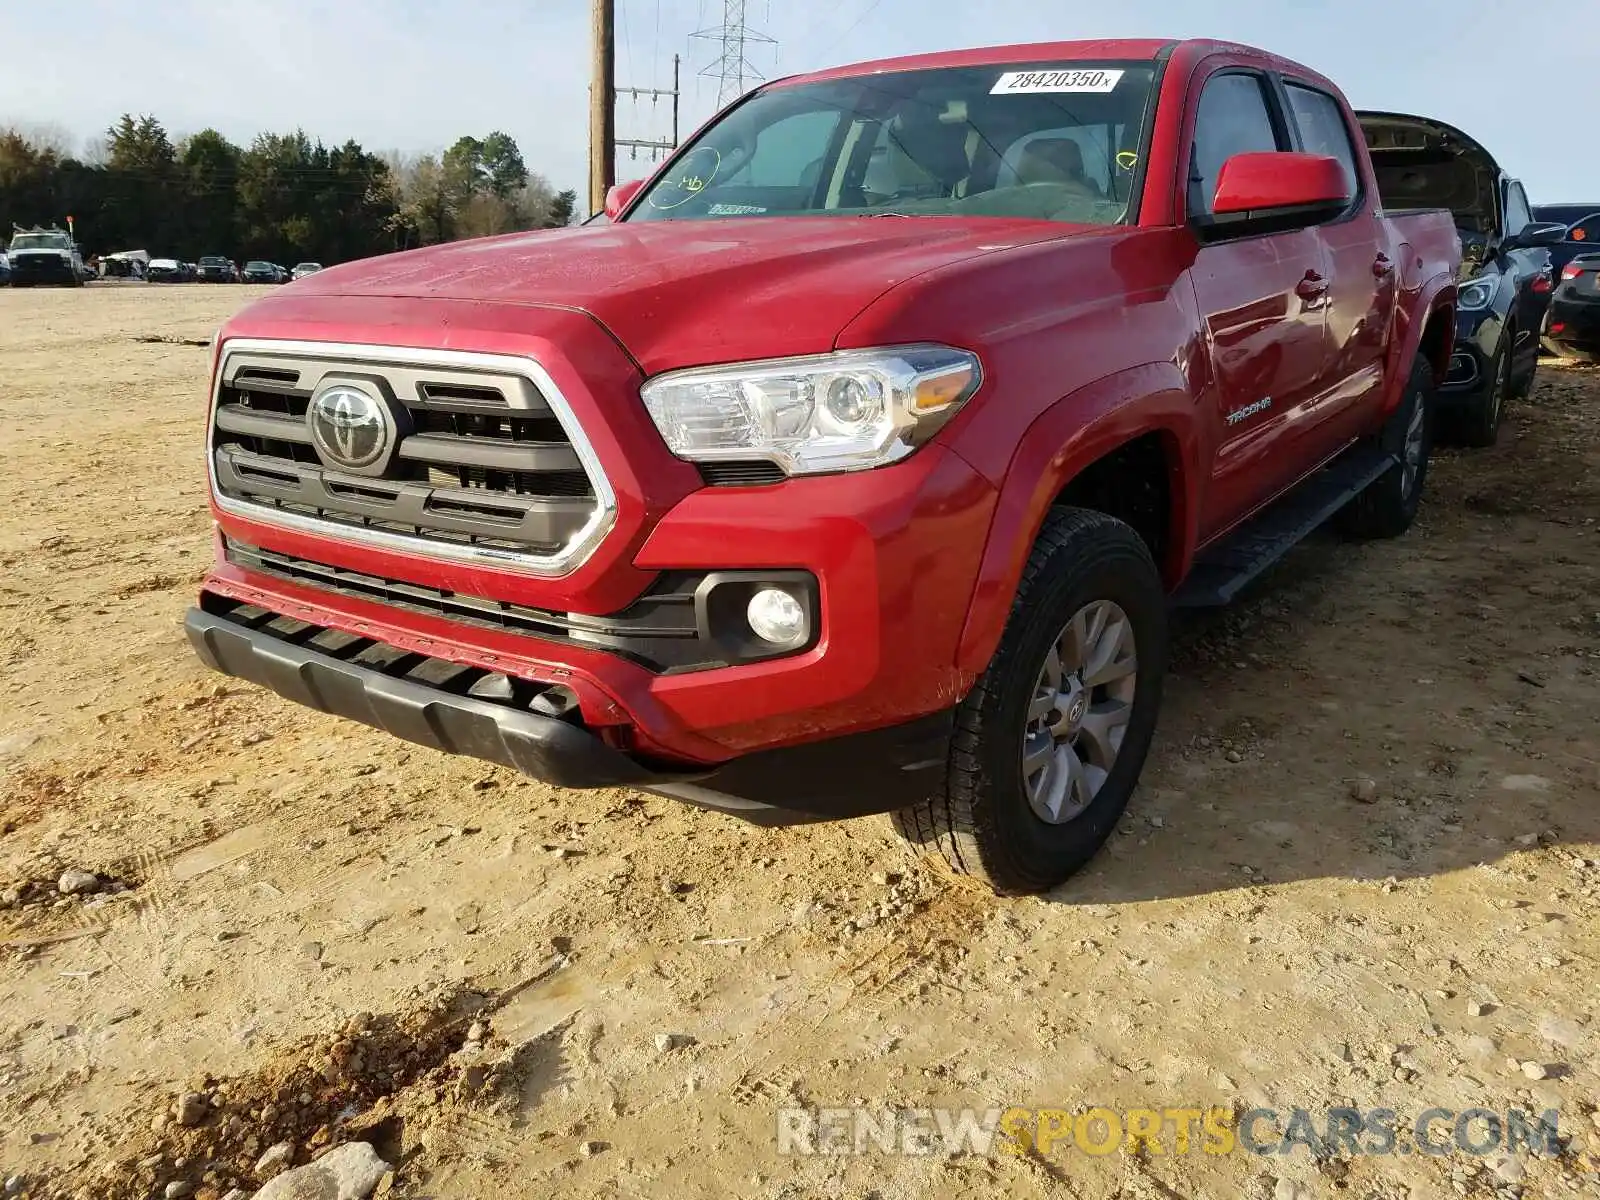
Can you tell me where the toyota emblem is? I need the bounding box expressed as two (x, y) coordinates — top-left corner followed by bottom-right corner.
(307, 384), (392, 472)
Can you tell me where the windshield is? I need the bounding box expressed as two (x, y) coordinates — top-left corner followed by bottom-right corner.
(10, 233), (70, 250)
(245, 262), (271, 270)
(200, 257), (228, 266)
(630, 62), (1157, 225)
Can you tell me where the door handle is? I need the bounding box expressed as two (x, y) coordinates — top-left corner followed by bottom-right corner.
(1372, 254), (1395, 278)
(1295, 270), (1328, 300)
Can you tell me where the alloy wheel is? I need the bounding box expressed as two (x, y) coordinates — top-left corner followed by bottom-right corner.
(1021, 599), (1138, 824)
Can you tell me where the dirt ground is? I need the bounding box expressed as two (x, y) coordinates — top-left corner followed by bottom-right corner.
(1, 284), (1597, 1200)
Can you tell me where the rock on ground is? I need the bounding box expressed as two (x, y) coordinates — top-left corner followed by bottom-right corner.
(253, 1142), (391, 1200)
(57, 868), (100, 895)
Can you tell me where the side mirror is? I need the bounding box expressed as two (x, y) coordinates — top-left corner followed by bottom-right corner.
(1205, 151), (1351, 236)
(1506, 220), (1566, 250)
(605, 179), (644, 221)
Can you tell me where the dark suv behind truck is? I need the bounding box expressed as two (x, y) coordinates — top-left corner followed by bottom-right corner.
(186, 37), (1460, 895)
(1359, 112), (1565, 445)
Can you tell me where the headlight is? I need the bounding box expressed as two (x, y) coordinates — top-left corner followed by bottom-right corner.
(639, 345), (982, 476)
(1458, 277), (1498, 311)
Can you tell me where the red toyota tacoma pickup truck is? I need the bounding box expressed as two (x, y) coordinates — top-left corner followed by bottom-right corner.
(185, 38), (1460, 894)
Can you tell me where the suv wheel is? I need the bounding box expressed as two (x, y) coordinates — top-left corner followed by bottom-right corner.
(1459, 339), (1510, 448)
(891, 508), (1167, 895)
(1337, 354), (1434, 540)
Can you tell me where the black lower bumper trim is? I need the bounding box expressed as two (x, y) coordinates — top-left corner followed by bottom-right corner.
(184, 605), (951, 823)
(185, 606), (672, 790)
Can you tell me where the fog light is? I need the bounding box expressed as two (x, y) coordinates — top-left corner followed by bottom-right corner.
(746, 587), (807, 647)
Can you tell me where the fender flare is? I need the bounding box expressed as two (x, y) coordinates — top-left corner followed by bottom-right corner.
(1382, 272), (1458, 417)
(952, 360), (1202, 680)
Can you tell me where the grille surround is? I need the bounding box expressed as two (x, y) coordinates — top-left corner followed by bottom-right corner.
(206, 338), (618, 577)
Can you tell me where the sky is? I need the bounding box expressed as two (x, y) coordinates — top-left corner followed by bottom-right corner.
(2, 0), (1593, 211)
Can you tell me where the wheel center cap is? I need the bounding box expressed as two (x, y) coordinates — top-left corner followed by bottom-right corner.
(1059, 687), (1088, 732)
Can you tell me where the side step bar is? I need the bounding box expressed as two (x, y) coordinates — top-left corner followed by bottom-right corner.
(1173, 445), (1398, 608)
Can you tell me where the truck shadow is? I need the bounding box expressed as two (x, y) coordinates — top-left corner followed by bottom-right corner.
(1044, 496), (1600, 905)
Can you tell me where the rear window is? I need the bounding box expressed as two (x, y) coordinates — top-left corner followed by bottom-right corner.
(629, 61), (1160, 225)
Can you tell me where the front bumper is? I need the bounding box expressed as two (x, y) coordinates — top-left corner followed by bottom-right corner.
(199, 301), (999, 795)
(185, 603), (953, 822)
(9, 256), (75, 284)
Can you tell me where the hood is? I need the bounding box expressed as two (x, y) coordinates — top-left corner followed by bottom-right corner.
(272, 217), (1092, 374)
(1356, 110), (1502, 239)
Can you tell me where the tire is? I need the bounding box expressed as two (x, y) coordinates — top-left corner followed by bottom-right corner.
(891, 508), (1168, 895)
(1336, 354), (1435, 541)
(1457, 337), (1510, 448)
(1510, 338), (1538, 400)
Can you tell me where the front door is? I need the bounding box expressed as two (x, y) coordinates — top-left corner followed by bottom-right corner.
(1185, 69), (1332, 542)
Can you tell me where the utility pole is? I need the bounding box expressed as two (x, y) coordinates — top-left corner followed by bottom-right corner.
(589, 0), (615, 215)
(617, 54), (682, 165)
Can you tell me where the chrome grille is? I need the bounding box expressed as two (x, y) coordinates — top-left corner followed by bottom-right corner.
(207, 340), (616, 575)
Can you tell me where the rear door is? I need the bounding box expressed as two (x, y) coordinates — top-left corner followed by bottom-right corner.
(1184, 67), (1333, 541)
(1279, 77), (1396, 447)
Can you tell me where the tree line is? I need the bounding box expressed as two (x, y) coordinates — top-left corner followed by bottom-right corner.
(0, 115), (577, 265)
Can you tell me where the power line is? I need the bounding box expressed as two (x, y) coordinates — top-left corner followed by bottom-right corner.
(813, 0), (884, 61)
(618, 54), (682, 166)
(652, 0), (662, 87)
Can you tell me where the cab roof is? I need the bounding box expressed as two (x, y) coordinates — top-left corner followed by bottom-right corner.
(773, 37), (1313, 88)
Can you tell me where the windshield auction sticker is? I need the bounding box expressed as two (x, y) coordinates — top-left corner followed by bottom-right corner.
(991, 68), (1124, 95)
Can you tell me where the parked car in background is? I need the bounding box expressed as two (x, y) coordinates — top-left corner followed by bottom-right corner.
(101, 249), (151, 279)
(198, 256), (239, 283)
(1543, 253), (1600, 360)
(0, 251), (9, 285)
(7, 226), (86, 286)
(1358, 112), (1565, 446)
(1531, 203), (1600, 285)
(187, 37), (1461, 896)
(291, 262), (323, 280)
(242, 260), (287, 284)
(147, 258), (193, 283)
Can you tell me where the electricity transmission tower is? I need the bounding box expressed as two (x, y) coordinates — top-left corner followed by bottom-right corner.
(692, 0), (776, 108)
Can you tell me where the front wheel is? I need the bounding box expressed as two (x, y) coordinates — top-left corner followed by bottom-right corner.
(891, 508), (1168, 895)
(1458, 339), (1510, 448)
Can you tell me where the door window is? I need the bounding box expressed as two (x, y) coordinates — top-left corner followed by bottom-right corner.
(1188, 73), (1282, 218)
(1283, 83), (1359, 201)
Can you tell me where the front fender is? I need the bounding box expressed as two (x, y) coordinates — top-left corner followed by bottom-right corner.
(952, 360), (1201, 680)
